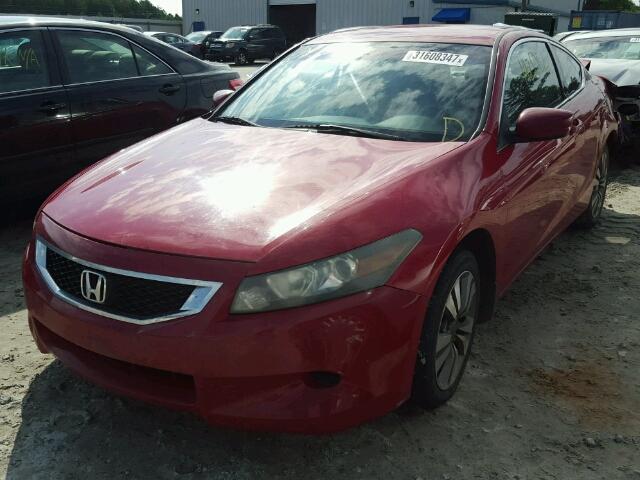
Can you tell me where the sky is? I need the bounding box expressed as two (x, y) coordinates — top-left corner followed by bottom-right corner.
(151, 0), (182, 16)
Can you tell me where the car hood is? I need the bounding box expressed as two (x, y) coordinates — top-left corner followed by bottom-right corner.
(588, 58), (640, 87)
(43, 119), (461, 261)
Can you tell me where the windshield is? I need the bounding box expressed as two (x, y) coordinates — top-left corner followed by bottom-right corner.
(221, 27), (250, 40)
(186, 31), (208, 42)
(564, 35), (640, 60)
(217, 42), (491, 142)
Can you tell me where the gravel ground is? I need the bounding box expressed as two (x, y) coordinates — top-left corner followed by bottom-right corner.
(1, 167), (639, 480)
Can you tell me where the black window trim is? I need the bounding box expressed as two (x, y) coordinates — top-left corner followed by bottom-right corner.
(0, 27), (61, 96)
(49, 26), (177, 87)
(497, 37), (573, 150)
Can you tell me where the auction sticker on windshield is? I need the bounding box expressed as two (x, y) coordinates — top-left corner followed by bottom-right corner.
(402, 51), (468, 66)
(631, 37), (640, 43)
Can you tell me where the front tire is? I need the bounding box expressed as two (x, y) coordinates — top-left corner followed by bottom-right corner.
(576, 146), (609, 228)
(411, 250), (480, 409)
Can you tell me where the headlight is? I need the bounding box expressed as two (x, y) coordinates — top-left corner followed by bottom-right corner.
(231, 229), (422, 313)
(226, 42), (235, 48)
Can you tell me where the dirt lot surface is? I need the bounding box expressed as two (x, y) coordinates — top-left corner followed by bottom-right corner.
(1, 167), (639, 480)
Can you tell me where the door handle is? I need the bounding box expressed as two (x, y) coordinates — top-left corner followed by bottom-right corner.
(38, 101), (66, 114)
(159, 84), (180, 95)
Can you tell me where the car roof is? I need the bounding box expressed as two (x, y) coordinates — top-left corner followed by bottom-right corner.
(562, 28), (640, 41)
(308, 24), (545, 47)
(0, 15), (134, 34)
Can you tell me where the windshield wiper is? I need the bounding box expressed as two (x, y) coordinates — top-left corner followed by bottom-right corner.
(282, 123), (403, 141)
(212, 116), (260, 127)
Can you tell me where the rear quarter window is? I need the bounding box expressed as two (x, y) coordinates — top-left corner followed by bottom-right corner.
(551, 45), (582, 97)
(0, 30), (50, 94)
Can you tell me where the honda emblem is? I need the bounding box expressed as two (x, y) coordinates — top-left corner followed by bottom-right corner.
(80, 270), (107, 304)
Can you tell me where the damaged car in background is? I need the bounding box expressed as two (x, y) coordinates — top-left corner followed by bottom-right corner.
(563, 29), (640, 162)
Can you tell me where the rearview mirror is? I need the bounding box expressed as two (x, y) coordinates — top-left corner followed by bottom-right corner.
(212, 89), (234, 108)
(515, 107), (573, 142)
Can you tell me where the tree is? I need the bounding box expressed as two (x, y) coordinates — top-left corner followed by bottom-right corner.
(0, 0), (181, 19)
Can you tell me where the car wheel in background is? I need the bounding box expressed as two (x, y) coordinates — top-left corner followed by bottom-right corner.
(411, 250), (480, 409)
(235, 50), (248, 65)
(575, 146), (609, 228)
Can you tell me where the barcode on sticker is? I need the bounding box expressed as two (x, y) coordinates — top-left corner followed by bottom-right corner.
(402, 50), (468, 66)
(631, 37), (640, 42)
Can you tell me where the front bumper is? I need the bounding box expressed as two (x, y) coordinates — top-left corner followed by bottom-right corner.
(23, 216), (427, 433)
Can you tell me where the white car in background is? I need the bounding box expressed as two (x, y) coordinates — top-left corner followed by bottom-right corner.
(562, 28), (640, 162)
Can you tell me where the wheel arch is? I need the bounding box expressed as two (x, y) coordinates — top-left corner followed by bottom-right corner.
(605, 130), (617, 159)
(453, 228), (497, 324)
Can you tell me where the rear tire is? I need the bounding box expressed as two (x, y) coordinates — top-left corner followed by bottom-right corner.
(411, 250), (480, 409)
(235, 50), (248, 65)
(575, 146), (609, 228)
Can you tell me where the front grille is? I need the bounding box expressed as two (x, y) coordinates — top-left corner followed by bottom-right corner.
(36, 239), (222, 324)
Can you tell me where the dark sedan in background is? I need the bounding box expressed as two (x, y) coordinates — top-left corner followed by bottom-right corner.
(144, 31), (202, 58)
(185, 30), (223, 58)
(0, 17), (241, 211)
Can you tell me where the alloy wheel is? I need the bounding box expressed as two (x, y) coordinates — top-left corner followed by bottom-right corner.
(237, 52), (247, 65)
(435, 270), (478, 390)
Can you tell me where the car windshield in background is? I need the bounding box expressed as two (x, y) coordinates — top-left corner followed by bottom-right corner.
(186, 31), (208, 42)
(218, 42), (491, 142)
(564, 36), (640, 60)
(221, 27), (250, 40)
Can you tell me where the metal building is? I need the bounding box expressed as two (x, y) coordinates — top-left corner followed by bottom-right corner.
(182, 0), (576, 43)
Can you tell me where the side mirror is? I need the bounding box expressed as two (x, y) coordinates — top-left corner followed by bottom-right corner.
(212, 89), (234, 108)
(515, 107), (573, 142)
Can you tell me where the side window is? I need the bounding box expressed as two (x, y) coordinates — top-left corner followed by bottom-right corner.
(0, 30), (50, 94)
(501, 41), (562, 142)
(551, 45), (582, 97)
(57, 30), (138, 83)
(131, 44), (172, 76)
(164, 35), (178, 44)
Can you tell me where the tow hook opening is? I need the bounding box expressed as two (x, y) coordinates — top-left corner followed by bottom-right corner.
(305, 371), (342, 389)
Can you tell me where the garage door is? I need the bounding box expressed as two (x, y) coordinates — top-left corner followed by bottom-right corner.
(269, 1), (316, 45)
(270, 0), (316, 4)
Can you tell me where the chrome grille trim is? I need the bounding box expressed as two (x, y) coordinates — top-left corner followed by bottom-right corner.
(34, 237), (223, 325)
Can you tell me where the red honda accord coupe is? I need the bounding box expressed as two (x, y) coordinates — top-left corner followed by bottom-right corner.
(23, 25), (617, 433)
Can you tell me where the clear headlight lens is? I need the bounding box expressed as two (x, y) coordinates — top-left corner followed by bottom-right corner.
(231, 229), (422, 313)
(226, 42), (235, 48)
